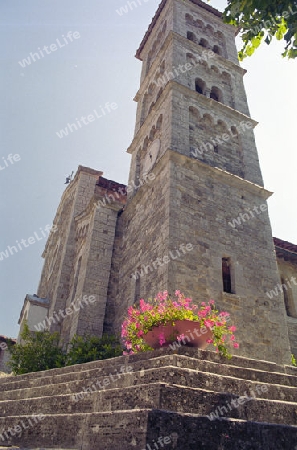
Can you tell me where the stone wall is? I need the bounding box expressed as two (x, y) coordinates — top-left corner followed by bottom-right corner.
(104, 156), (171, 336)
(60, 195), (124, 344)
(166, 150), (291, 364)
(276, 257), (297, 358)
(36, 166), (109, 343)
(37, 167), (102, 331)
(107, 149), (292, 364)
(108, 0), (292, 364)
(0, 348), (11, 374)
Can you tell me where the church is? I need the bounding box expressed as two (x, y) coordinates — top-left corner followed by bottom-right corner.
(18, 0), (297, 365)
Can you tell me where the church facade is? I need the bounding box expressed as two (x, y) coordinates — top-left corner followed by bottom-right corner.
(18, 0), (297, 365)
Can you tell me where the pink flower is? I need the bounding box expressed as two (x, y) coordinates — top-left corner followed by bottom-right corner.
(128, 306), (134, 317)
(177, 334), (186, 342)
(139, 299), (147, 312)
(157, 291), (168, 302)
(204, 319), (214, 329)
(159, 332), (166, 346)
(121, 291), (237, 359)
(172, 302), (181, 309)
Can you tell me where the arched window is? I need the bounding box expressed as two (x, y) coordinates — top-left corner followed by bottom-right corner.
(146, 50), (153, 74)
(187, 31), (195, 41)
(186, 53), (194, 64)
(195, 78), (205, 95)
(213, 45), (221, 55)
(199, 38), (208, 48)
(71, 256), (82, 303)
(134, 272), (141, 303)
(210, 86), (223, 102)
(222, 257), (233, 294)
(231, 126), (238, 137)
(281, 277), (297, 318)
(185, 13), (192, 24)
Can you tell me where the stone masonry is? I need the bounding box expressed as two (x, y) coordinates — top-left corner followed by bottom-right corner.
(18, 0), (297, 364)
(1, 348), (297, 449)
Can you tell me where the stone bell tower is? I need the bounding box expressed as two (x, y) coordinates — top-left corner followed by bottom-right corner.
(104, 0), (291, 364)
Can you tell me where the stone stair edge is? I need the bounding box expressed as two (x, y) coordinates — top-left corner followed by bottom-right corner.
(1, 351), (297, 394)
(1, 408), (297, 428)
(1, 365), (297, 405)
(1, 380), (297, 409)
(1, 347), (294, 385)
(1, 410), (297, 450)
(0, 364), (284, 397)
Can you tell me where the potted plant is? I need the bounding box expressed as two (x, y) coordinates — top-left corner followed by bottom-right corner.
(121, 290), (238, 358)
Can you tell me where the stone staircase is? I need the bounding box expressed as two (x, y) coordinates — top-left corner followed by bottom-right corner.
(0, 347), (297, 450)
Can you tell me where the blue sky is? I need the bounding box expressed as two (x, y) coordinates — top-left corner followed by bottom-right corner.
(0, 0), (296, 338)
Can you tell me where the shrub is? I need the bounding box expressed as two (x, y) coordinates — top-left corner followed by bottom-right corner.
(65, 334), (122, 366)
(8, 323), (123, 375)
(8, 323), (65, 375)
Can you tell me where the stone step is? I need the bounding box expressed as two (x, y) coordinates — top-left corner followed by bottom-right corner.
(1, 363), (297, 404)
(1, 347), (295, 392)
(1, 352), (297, 396)
(0, 410), (297, 450)
(0, 383), (297, 426)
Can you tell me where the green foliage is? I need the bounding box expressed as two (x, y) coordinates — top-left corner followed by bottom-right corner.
(292, 354), (297, 366)
(8, 323), (65, 375)
(65, 334), (122, 366)
(8, 322), (122, 375)
(223, 1), (297, 59)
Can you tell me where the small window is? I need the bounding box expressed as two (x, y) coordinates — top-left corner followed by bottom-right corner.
(134, 274), (141, 304)
(213, 45), (221, 55)
(210, 91), (219, 101)
(222, 257), (232, 294)
(71, 256), (82, 304)
(187, 31), (194, 42)
(210, 86), (222, 103)
(281, 277), (297, 318)
(199, 38), (208, 48)
(195, 78), (205, 95)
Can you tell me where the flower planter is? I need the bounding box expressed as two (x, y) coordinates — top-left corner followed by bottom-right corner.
(122, 291), (238, 358)
(143, 323), (178, 349)
(143, 320), (213, 350)
(175, 319), (213, 349)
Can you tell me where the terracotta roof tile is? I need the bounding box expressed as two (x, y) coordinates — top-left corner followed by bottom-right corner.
(273, 237), (297, 255)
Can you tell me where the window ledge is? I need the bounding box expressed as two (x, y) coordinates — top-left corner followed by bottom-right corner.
(286, 316), (297, 323)
(221, 291), (241, 305)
